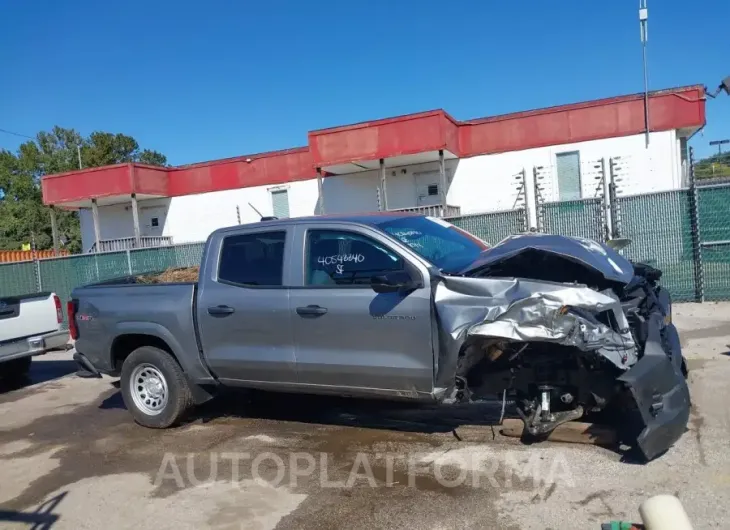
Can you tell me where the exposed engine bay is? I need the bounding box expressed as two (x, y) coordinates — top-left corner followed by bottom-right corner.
(432, 233), (690, 462)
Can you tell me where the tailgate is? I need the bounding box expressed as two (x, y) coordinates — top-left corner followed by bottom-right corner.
(0, 292), (60, 343)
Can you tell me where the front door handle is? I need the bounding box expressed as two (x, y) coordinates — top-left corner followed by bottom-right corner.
(296, 305), (328, 317)
(208, 305), (235, 316)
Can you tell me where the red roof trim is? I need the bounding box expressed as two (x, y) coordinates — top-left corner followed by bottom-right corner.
(462, 84), (706, 125)
(309, 109), (459, 136)
(176, 145), (310, 169)
(41, 85), (706, 206)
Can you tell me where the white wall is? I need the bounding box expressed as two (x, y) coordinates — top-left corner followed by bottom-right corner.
(321, 160), (458, 214)
(80, 179), (320, 251)
(79, 130), (684, 250)
(79, 199), (172, 251)
(449, 130), (680, 214)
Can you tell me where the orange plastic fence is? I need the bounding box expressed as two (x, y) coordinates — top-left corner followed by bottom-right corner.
(0, 250), (70, 263)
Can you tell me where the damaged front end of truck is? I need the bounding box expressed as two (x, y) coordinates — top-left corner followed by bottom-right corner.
(432, 233), (690, 462)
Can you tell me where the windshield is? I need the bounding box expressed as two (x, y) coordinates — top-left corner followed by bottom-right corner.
(375, 216), (489, 273)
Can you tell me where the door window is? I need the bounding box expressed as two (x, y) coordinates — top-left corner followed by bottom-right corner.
(218, 231), (286, 286)
(306, 230), (404, 286)
(556, 151), (582, 200)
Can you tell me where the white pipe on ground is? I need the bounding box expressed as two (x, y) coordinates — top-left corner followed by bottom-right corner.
(640, 495), (694, 530)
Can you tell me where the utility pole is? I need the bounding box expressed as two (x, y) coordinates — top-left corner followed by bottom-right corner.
(77, 145), (82, 169)
(639, 0), (650, 147)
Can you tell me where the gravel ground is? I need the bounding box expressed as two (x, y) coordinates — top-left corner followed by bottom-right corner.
(1, 302), (729, 529)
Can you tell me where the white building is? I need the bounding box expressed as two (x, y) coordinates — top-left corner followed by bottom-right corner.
(41, 85), (706, 252)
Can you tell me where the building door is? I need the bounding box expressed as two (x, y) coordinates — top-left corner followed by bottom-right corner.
(414, 171), (442, 207)
(141, 207), (166, 237)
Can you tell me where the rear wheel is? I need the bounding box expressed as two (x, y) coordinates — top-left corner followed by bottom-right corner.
(120, 346), (193, 428)
(1, 356), (32, 381)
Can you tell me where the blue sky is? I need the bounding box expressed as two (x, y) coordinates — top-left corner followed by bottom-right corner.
(1, 0), (728, 164)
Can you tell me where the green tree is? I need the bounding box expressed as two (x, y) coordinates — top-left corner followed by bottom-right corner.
(0, 127), (166, 253)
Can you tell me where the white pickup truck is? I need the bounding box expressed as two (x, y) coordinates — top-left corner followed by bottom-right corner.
(0, 292), (69, 380)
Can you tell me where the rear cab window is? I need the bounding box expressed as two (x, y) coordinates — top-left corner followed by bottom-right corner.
(217, 231), (287, 287)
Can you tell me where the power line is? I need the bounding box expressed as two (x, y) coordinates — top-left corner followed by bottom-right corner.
(0, 127), (35, 140)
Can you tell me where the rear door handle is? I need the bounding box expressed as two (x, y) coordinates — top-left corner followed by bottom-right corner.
(296, 305), (328, 317)
(208, 305), (235, 316)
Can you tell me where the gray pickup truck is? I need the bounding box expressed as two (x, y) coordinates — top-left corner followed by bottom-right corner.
(71, 213), (690, 461)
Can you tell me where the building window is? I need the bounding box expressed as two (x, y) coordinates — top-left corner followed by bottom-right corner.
(305, 230), (404, 286)
(271, 189), (290, 218)
(151, 217), (159, 227)
(218, 231), (287, 287)
(555, 151), (582, 200)
(427, 184), (439, 196)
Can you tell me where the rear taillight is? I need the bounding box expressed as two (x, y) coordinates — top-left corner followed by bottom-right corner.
(53, 294), (62, 324)
(67, 300), (78, 340)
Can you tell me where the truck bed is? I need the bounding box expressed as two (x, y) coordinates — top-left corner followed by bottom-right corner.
(71, 281), (204, 377)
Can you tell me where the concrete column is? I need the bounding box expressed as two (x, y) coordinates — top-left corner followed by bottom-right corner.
(91, 199), (101, 252)
(379, 158), (388, 211)
(49, 206), (59, 255)
(316, 168), (325, 215)
(131, 193), (141, 247)
(438, 150), (448, 210)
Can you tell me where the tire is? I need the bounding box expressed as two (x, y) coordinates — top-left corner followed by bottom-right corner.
(120, 346), (194, 428)
(2, 356), (32, 381)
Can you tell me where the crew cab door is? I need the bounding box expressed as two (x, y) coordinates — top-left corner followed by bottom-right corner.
(196, 227), (297, 384)
(289, 222), (434, 396)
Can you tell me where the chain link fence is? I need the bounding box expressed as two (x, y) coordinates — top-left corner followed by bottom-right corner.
(446, 208), (526, 245)
(541, 198), (604, 241)
(615, 190), (696, 301)
(0, 242), (205, 327)
(697, 184), (730, 301)
(3, 182), (730, 316)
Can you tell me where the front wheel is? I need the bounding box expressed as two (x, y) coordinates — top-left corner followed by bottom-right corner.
(120, 346), (193, 428)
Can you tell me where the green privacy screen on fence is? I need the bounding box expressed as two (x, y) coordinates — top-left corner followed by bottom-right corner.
(0, 261), (39, 297)
(615, 190), (696, 302)
(697, 185), (730, 301)
(3, 185), (730, 313)
(0, 243), (206, 327)
(446, 208), (526, 246)
(542, 198), (604, 241)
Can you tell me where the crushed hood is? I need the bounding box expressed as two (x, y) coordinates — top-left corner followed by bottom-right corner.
(459, 233), (635, 286)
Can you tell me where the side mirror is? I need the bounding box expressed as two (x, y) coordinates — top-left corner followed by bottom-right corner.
(371, 271), (414, 294)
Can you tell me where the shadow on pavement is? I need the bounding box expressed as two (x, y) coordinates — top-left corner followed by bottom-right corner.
(198, 389), (510, 435)
(0, 358), (77, 394)
(0, 491), (66, 529)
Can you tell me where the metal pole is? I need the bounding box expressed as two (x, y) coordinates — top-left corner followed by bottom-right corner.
(131, 193), (141, 248)
(126, 249), (132, 275)
(688, 147), (705, 302)
(91, 198), (101, 253)
(640, 0), (650, 147)
(379, 158), (388, 211)
(49, 206), (60, 255)
(438, 150), (448, 210)
(600, 158), (612, 240)
(608, 158), (620, 238)
(77, 145), (83, 169)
